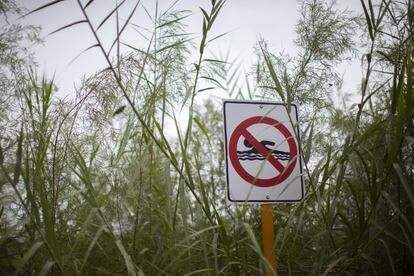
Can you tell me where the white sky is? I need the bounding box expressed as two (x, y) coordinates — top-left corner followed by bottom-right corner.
(13, 0), (363, 102)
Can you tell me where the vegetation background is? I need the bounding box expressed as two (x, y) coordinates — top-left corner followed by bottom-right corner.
(0, 0), (413, 275)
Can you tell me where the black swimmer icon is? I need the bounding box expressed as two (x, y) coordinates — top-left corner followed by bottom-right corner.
(237, 139), (290, 161)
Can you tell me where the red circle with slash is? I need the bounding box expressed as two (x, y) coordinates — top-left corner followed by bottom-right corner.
(229, 116), (298, 187)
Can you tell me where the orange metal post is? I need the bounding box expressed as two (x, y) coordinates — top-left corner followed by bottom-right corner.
(261, 204), (277, 276)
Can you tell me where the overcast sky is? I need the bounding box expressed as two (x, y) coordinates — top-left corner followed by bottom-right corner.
(14, 0), (363, 105)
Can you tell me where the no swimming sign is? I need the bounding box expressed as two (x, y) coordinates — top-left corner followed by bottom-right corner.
(223, 100), (304, 203)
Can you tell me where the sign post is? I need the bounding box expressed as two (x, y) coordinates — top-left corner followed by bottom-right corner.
(262, 204), (277, 276)
(223, 100), (304, 275)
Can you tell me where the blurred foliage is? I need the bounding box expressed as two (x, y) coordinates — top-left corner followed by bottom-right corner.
(0, 0), (413, 275)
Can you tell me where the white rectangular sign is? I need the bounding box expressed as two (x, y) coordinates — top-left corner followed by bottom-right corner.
(223, 100), (304, 203)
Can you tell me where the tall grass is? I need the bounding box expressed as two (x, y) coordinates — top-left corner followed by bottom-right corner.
(0, 0), (413, 275)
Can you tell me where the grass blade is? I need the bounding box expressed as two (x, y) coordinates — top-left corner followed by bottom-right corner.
(81, 225), (106, 271)
(393, 163), (414, 205)
(96, 0), (127, 31)
(39, 261), (55, 276)
(193, 116), (212, 147)
(13, 126), (24, 185)
(25, 0), (65, 16)
(360, 0), (374, 41)
(48, 20), (87, 35)
(116, 240), (137, 276)
(14, 241), (44, 276)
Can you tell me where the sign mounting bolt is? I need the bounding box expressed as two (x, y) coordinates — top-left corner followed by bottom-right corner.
(259, 104), (263, 109)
